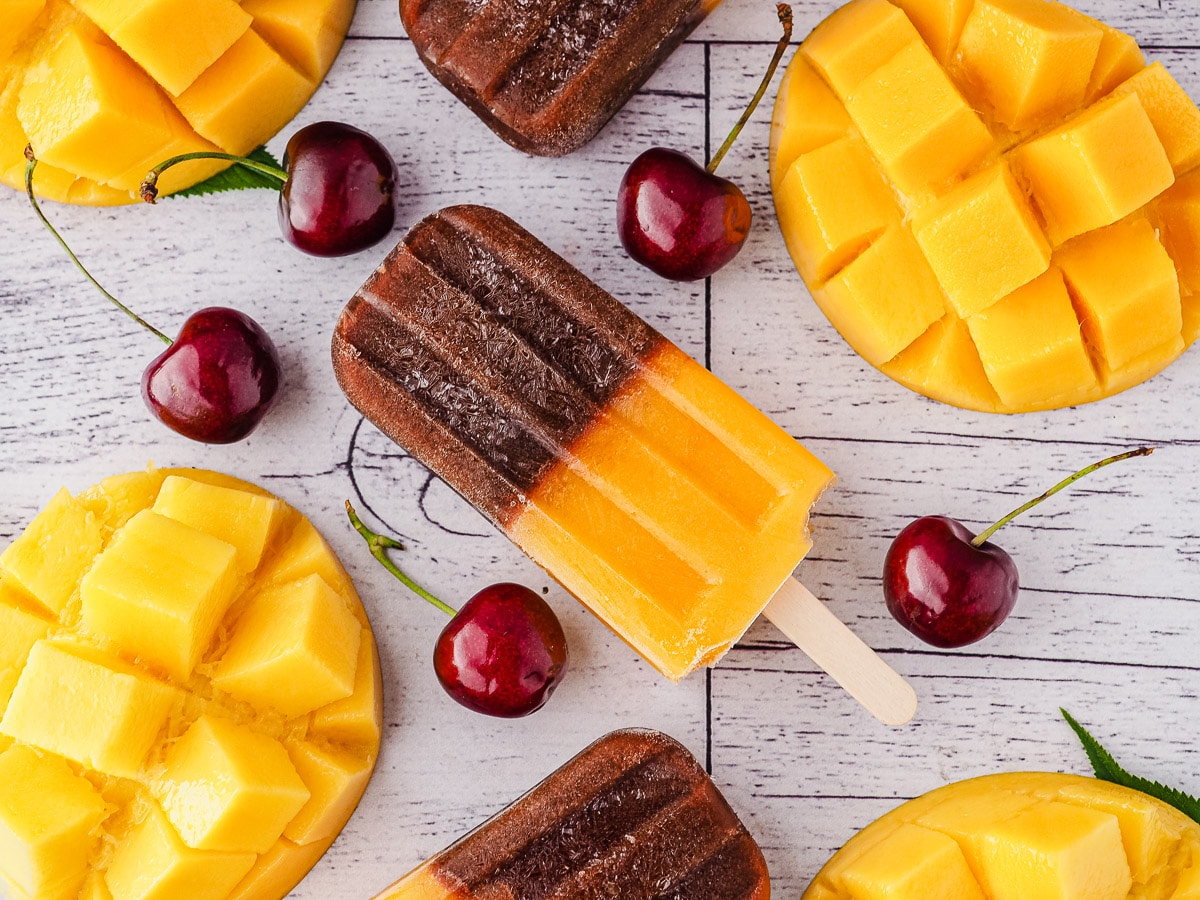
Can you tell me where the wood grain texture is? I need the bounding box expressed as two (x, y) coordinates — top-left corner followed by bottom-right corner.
(1, 1), (1199, 898)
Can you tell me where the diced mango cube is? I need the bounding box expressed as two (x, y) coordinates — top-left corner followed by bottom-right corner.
(881, 316), (1000, 412)
(0, 746), (107, 900)
(224, 837), (330, 900)
(0, 0), (45, 65)
(152, 475), (285, 574)
(1155, 169), (1200, 296)
(914, 789), (1040, 881)
(0, 640), (176, 777)
(1013, 92), (1174, 245)
(256, 517), (353, 597)
(1054, 779), (1184, 882)
(846, 39), (992, 196)
(814, 226), (946, 366)
(79, 469), (166, 533)
(967, 268), (1098, 408)
(774, 136), (898, 286)
(157, 715), (309, 854)
(1085, 23), (1145, 102)
(69, 0), (251, 96)
(240, 0), (355, 81)
(103, 803), (256, 900)
(0, 88), (69, 198)
(976, 801), (1132, 900)
(106, 110), (225, 196)
(174, 29), (311, 154)
(212, 574), (362, 718)
(800, 0), (921, 99)
(891, 0), (974, 63)
(1101, 335), (1185, 397)
(0, 601), (49, 714)
(309, 637), (382, 747)
(80, 509), (241, 682)
(16, 27), (179, 186)
(1056, 218), (1182, 372)
(838, 823), (986, 900)
(1111, 63), (1200, 174)
(957, 0), (1103, 131)
(283, 741), (373, 845)
(0, 487), (101, 617)
(769, 57), (851, 189)
(911, 163), (1050, 317)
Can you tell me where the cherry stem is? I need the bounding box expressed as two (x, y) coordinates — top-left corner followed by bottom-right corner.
(706, 3), (793, 174)
(24, 146), (172, 345)
(140, 151), (288, 202)
(345, 501), (457, 617)
(971, 447), (1154, 547)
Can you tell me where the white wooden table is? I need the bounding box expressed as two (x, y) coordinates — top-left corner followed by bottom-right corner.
(2, 1), (1199, 895)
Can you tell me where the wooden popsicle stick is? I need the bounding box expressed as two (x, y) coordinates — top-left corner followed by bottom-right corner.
(763, 577), (917, 726)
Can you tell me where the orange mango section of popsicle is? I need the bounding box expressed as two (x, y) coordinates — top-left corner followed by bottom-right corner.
(511, 340), (834, 680)
(802, 772), (1200, 900)
(0, 468), (381, 900)
(0, 0), (355, 205)
(770, 0), (1199, 413)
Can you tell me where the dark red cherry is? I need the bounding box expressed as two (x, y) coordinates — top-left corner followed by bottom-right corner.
(279, 121), (398, 257)
(617, 4), (792, 281)
(618, 148), (751, 281)
(433, 583), (569, 718)
(25, 148), (283, 444)
(884, 516), (1018, 648)
(346, 504), (569, 717)
(141, 307), (281, 444)
(883, 449), (1152, 648)
(141, 121), (398, 256)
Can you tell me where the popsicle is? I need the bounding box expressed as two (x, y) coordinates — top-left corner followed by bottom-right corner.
(332, 204), (916, 725)
(400, 0), (724, 156)
(372, 728), (769, 899)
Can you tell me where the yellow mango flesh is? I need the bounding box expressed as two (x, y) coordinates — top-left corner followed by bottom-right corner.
(1, 0), (355, 204)
(80, 509), (242, 683)
(1012, 92), (1174, 246)
(805, 773), (1200, 900)
(770, 0), (1196, 413)
(0, 468), (381, 900)
(510, 341), (835, 681)
(910, 163), (1050, 318)
(0, 745), (108, 900)
(957, 0), (1103, 132)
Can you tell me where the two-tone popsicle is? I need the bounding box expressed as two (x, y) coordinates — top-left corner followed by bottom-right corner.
(332, 204), (916, 724)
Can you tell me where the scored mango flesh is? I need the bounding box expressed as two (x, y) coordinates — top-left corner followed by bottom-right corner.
(770, 0), (1200, 413)
(804, 772), (1200, 900)
(0, 468), (382, 900)
(0, 0), (356, 205)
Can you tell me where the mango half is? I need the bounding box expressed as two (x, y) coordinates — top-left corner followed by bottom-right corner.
(0, 468), (382, 900)
(1, 0), (356, 205)
(804, 772), (1200, 900)
(770, 0), (1200, 413)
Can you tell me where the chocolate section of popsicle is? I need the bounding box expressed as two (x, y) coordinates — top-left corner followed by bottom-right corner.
(379, 729), (770, 899)
(332, 205), (661, 527)
(401, 0), (711, 155)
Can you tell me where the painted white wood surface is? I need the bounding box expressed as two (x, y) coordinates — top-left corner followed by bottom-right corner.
(2, 1), (1199, 896)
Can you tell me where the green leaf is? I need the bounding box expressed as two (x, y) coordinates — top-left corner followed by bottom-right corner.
(1062, 708), (1200, 825)
(167, 146), (283, 199)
